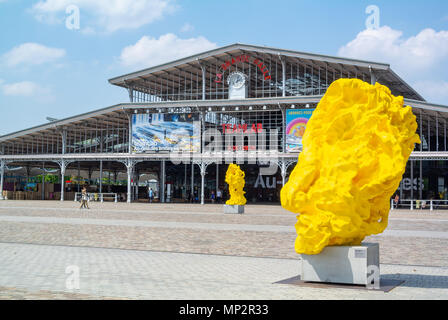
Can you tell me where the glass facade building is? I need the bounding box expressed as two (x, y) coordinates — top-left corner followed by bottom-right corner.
(0, 44), (447, 207)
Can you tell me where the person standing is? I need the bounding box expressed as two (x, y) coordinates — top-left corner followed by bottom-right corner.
(216, 189), (222, 204)
(80, 187), (89, 209)
(393, 194), (399, 209)
(211, 190), (216, 204)
(194, 188), (199, 203)
(148, 187), (154, 203)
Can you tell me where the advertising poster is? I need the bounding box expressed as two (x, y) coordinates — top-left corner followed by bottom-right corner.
(286, 109), (314, 152)
(132, 113), (200, 153)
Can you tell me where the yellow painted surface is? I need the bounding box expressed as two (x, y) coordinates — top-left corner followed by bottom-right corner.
(281, 79), (420, 255)
(225, 164), (247, 206)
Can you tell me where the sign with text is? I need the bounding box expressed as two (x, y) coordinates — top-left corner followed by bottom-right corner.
(132, 113), (200, 153)
(286, 109), (314, 152)
(215, 54), (272, 83)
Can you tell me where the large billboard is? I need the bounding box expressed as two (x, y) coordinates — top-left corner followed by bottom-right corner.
(132, 113), (200, 153)
(286, 109), (314, 152)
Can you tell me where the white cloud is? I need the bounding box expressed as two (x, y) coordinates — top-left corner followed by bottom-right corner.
(1, 80), (54, 103)
(119, 33), (217, 69)
(2, 81), (44, 96)
(339, 26), (448, 76)
(180, 23), (194, 33)
(338, 26), (448, 104)
(31, 0), (175, 32)
(2, 42), (66, 67)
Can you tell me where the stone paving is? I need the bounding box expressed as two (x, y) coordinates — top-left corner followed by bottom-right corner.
(0, 285), (128, 300)
(0, 201), (447, 299)
(0, 242), (447, 300)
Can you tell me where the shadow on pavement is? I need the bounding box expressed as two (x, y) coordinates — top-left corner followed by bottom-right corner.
(382, 273), (448, 289)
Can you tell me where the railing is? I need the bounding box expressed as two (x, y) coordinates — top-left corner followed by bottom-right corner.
(74, 192), (118, 203)
(391, 199), (448, 211)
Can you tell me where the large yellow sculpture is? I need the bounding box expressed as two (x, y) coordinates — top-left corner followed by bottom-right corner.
(281, 78), (420, 255)
(225, 164), (247, 206)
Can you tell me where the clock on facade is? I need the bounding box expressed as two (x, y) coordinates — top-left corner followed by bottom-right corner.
(227, 72), (248, 99)
(227, 72), (246, 89)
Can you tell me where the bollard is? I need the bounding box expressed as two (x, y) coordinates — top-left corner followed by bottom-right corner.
(410, 200), (413, 210)
(430, 200), (433, 211)
(115, 194), (117, 203)
(391, 199), (394, 210)
(100, 194), (104, 203)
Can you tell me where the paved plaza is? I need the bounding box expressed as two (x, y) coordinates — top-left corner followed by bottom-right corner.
(0, 201), (447, 299)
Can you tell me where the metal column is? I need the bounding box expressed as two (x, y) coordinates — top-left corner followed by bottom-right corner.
(198, 60), (206, 100)
(419, 160), (423, 200)
(0, 160), (4, 200)
(61, 129), (67, 155)
(134, 170), (139, 201)
(108, 170), (112, 192)
(60, 161), (67, 202)
(191, 162), (194, 200)
(77, 162), (80, 193)
(279, 55), (286, 97)
(127, 168), (132, 203)
(161, 160), (166, 203)
(184, 164), (187, 198)
(42, 162), (46, 200)
(410, 160), (414, 200)
(280, 107), (286, 153)
(216, 163), (219, 193)
(436, 113), (439, 151)
(99, 160), (103, 194)
(128, 113), (133, 154)
(281, 161), (287, 187)
(126, 161), (134, 203)
(420, 109), (423, 152)
(200, 163), (205, 205)
(369, 66), (376, 85)
(445, 119), (447, 151)
(128, 86), (134, 103)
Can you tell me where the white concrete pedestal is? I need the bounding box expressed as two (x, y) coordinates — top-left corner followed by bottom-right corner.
(223, 205), (244, 214)
(300, 243), (380, 289)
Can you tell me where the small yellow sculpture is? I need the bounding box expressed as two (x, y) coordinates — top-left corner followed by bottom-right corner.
(225, 164), (247, 206)
(281, 78), (420, 255)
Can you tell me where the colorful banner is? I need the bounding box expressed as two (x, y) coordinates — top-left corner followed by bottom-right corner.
(286, 109), (314, 152)
(132, 113), (200, 153)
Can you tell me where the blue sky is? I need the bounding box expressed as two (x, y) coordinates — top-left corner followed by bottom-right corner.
(1, 0), (447, 135)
